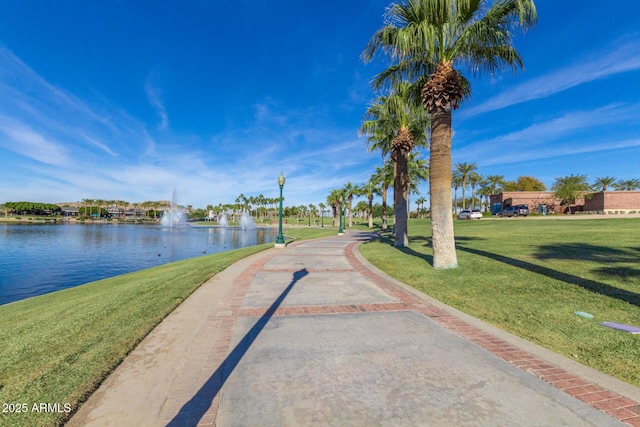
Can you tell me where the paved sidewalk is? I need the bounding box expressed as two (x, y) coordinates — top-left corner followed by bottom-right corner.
(69, 231), (640, 426)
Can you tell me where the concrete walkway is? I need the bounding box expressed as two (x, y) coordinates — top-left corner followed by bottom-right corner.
(69, 231), (640, 426)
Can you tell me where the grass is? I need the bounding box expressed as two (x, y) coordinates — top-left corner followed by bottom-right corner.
(359, 217), (640, 388)
(0, 227), (334, 427)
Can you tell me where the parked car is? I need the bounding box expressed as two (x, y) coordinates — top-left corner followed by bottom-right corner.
(457, 209), (482, 220)
(497, 205), (530, 217)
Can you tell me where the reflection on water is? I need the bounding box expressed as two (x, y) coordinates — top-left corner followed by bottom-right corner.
(0, 223), (276, 306)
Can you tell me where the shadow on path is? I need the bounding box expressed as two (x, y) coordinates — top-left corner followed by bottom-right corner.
(167, 268), (309, 426)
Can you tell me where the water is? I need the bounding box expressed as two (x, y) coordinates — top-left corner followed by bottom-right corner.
(239, 211), (256, 230)
(218, 213), (228, 227)
(0, 223), (276, 306)
(160, 189), (187, 227)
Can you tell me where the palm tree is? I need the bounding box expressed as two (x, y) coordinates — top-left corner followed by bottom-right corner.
(593, 176), (616, 192)
(327, 189), (345, 227)
(552, 174), (591, 213)
(407, 151), (429, 216)
(477, 182), (493, 212)
(342, 181), (357, 227)
(452, 172), (463, 213)
(613, 179), (640, 191)
(454, 162), (478, 209)
(361, 178), (381, 228)
(316, 202), (325, 227)
(363, 0), (537, 268)
(415, 196), (427, 218)
(360, 82), (428, 247)
(371, 161), (394, 230)
(468, 172), (483, 210)
(485, 175), (506, 195)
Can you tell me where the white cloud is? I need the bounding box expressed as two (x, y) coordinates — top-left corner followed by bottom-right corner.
(0, 117), (70, 167)
(145, 81), (169, 131)
(461, 37), (640, 118)
(454, 103), (640, 168)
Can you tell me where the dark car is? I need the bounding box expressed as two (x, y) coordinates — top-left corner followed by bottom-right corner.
(497, 205), (529, 217)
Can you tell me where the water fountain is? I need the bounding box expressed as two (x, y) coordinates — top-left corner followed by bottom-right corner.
(218, 212), (228, 227)
(239, 210), (256, 230)
(160, 189), (188, 227)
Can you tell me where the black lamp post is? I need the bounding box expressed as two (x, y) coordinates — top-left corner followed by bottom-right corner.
(275, 172), (286, 247)
(321, 207), (324, 228)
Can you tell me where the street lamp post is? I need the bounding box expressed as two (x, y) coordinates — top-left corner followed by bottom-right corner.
(321, 207), (324, 228)
(275, 172), (286, 247)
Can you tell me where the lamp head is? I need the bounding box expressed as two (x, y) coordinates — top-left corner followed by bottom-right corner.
(278, 172), (286, 187)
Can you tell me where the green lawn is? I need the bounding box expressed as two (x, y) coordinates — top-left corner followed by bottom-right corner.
(0, 227), (335, 427)
(359, 217), (640, 387)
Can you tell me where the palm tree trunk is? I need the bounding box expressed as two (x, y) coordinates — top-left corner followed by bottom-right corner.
(368, 195), (374, 228)
(461, 182), (466, 209)
(381, 185), (388, 230)
(453, 188), (458, 213)
(394, 151), (409, 247)
(430, 110), (458, 268)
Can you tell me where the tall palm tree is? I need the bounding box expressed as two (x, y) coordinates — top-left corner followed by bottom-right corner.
(485, 174), (506, 195)
(371, 161), (394, 231)
(454, 162), (478, 209)
(613, 178), (640, 191)
(342, 181), (357, 227)
(407, 151), (429, 216)
(360, 179), (381, 229)
(477, 182), (493, 212)
(452, 172), (463, 213)
(468, 171), (483, 210)
(327, 189), (345, 227)
(360, 82), (428, 247)
(552, 174), (591, 212)
(415, 196), (427, 218)
(593, 176), (616, 192)
(363, 0), (537, 268)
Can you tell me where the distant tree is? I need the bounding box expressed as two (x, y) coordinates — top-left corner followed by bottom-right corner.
(477, 183), (493, 212)
(468, 172), (483, 210)
(372, 202), (395, 219)
(308, 203), (317, 225)
(342, 181), (357, 227)
(415, 196), (427, 218)
(485, 175), (506, 195)
(613, 178), (640, 191)
(354, 200), (369, 223)
(452, 173), (463, 212)
(407, 152), (429, 216)
(371, 161), (394, 230)
(360, 178), (381, 228)
(454, 162), (477, 209)
(327, 188), (345, 227)
(593, 176), (616, 192)
(503, 176), (547, 192)
(318, 202), (327, 221)
(552, 174), (592, 213)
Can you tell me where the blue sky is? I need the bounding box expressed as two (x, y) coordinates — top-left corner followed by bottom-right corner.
(1, 1), (639, 210)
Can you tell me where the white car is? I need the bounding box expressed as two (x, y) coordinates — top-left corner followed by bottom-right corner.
(457, 209), (482, 220)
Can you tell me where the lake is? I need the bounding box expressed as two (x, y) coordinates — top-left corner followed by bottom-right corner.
(0, 223), (277, 306)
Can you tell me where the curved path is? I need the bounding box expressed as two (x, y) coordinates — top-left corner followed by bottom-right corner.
(69, 231), (640, 426)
